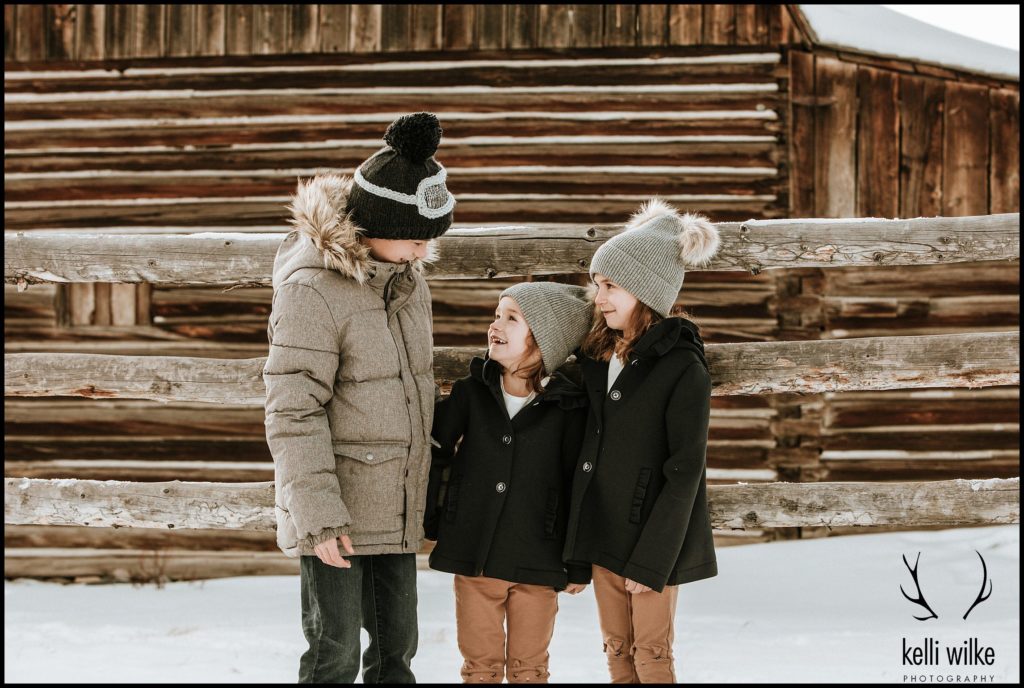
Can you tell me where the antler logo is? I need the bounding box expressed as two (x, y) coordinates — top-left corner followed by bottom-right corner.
(900, 550), (993, 621)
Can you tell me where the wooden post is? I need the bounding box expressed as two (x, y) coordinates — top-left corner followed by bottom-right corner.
(55, 284), (153, 328)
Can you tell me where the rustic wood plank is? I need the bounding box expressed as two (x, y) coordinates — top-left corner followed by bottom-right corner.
(409, 3), (442, 51)
(165, 4), (196, 58)
(4, 4), (15, 61)
(4, 332), (1018, 403)
(135, 283), (152, 325)
(195, 4), (226, 56)
(733, 5), (762, 45)
(778, 3), (803, 46)
(814, 57), (857, 217)
(856, 67), (899, 218)
(898, 75), (944, 218)
(109, 283), (137, 326)
(602, 4), (635, 47)
(4, 436), (270, 462)
(6, 214), (1017, 287)
(104, 3), (134, 59)
(668, 4), (702, 45)
(288, 4), (319, 53)
(5, 139), (781, 174)
(571, 4), (603, 47)
(317, 3), (348, 52)
(4, 47), (783, 91)
(92, 282), (111, 325)
(4, 167), (782, 202)
(537, 5), (570, 48)
(943, 82), (990, 217)
(474, 3), (505, 50)
(637, 4), (667, 46)
(45, 4), (76, 61)
(443, 4), (474, 50)
(15, 4), (45, 61)
(505, 4), (537, 49)
(3, 548), (300, 582)
(989, 89), (1020, 214)
(4, 197), (784, 230)
(74, 3), (104, 60)
(133, 4), (166, 58)
(789, 50), (815, 218)
(5, 81), (781, 121)
(4, 460), (273, 482)
(68, 283), (95, 326)
(5, 477), (1018, 530)
(703, 4), (735, 45)
(252, 4), (288, 55)
(224, 3), (253, 55)
(380, 3), (410, 52)
(4, 524), (277, 551)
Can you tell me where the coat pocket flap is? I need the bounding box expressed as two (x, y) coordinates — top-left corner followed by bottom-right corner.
(332, 442), (408, 464)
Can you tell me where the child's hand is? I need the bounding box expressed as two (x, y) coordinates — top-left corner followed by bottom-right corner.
(563, 583), (588, 595)
(624, 578), (651, 594)
(314, 534), (355, 568)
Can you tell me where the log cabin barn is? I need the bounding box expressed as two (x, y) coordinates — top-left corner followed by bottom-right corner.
(4, 5), (1020, 583)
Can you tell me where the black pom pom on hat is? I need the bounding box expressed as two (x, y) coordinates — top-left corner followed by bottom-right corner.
(383, 112), (442, 163)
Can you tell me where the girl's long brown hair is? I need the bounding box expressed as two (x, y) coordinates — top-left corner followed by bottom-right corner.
(582, 299), (698, 363)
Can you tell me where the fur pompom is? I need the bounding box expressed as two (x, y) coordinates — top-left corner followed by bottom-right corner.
(624, 197), (720, 267)
(676, 211), (720, 267)
(624, 197), (677, 233)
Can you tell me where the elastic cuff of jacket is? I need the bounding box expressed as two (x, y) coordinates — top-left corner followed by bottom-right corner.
(303, 524), (352, 549)
(621, 560), (668, 593)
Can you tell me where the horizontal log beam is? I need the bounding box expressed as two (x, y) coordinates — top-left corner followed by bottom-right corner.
(4, 332), (1018, 402)
(3, 548), (300, 581)
(5, 477), (1018, 530)
(5, 214), (1019, 285)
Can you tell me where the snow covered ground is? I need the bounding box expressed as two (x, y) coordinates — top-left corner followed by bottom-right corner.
(5, 525), (1018, 683)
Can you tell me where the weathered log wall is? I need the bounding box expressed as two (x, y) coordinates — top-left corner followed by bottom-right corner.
(4, 5), (803, 63)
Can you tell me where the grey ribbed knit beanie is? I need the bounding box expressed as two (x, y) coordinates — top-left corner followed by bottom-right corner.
(346, 112), (456, 240)
(590, 198), (721, 317)
(498, 282), (593, 375)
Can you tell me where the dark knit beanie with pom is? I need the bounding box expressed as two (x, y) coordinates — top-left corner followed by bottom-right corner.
(345, 112), (456, 240)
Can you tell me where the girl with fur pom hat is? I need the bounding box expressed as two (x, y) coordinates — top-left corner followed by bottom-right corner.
(561, 198), (722, 683)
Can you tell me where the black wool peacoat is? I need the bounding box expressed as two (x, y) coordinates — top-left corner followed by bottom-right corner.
(421, 358), (589, 589)
(562, 316), (718, 593)
(425, 355), (590, 590)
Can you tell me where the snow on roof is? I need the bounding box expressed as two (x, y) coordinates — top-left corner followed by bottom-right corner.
(796, 5), (1019, 82)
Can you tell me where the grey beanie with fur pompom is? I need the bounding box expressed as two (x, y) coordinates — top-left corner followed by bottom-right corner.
(590, 198), (721, 317)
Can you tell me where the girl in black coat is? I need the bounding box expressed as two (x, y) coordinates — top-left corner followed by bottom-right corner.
(561, 199), (722, 683)
(424, 281), (593, 683)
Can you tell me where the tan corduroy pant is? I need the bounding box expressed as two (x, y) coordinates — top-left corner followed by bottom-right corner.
(592, 564), (679, 683)
(453, 574), (559, 683)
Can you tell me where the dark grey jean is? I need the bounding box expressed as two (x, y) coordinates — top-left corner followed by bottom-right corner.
(299, 553), (418, 683)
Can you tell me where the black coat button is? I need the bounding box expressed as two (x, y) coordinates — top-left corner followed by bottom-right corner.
(583, 462), (593, 472)
(502, 435), (512, 445)
(496, 482), (507, 493)
(610, 390), (622, 401)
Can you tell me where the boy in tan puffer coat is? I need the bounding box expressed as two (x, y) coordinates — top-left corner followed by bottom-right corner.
(263, 112), (455, 683)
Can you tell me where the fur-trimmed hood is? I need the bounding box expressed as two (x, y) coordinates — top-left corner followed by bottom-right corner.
(274, 172), (439, 289)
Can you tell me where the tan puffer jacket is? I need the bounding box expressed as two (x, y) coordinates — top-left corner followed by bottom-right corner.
(264, 172), (438, 557)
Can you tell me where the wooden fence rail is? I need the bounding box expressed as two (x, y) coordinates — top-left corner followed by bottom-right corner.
(5, 213), (1019, 286)
(4, 332), (1019, 402)
(5, 477), (1018, 530)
